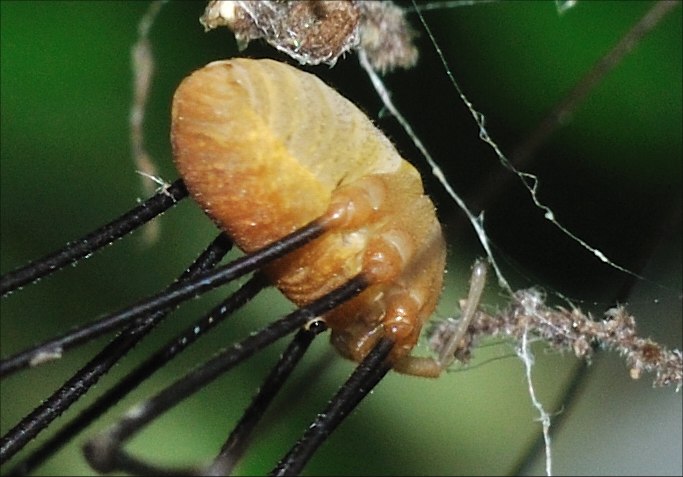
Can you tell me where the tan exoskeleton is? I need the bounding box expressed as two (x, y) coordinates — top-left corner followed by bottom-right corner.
(172, 58), (485, 377)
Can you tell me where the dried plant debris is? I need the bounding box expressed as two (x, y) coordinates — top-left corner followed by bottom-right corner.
(201, 1), (361, 66)
(201, 0), (418, 72)
(429, 288), (683, 390)
(358, 1), (419, 72)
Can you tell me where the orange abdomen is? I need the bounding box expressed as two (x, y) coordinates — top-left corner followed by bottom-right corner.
(172, 58), (446, 365)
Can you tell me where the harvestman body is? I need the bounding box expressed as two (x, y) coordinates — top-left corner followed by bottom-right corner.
(172, 58), (465, 377)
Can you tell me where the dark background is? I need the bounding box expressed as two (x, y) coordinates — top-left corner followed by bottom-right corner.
(1, 1), (681, 475)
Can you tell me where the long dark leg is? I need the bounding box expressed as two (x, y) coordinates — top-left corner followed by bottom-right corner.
(0, 233), (231, 463)
(0, 179), (188, 297)
(82, 276), (368, 475)
(7, 274), (268, 475)
(206, 319), (329, 476)
(1, 218), (327, 462)
(0, 220), (324, 377)
(270, 338), (393, 476)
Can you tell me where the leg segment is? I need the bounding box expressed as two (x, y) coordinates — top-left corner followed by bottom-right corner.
(393, 259), (488, 378)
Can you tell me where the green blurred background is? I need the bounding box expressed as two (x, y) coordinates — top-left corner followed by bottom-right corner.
(1, 1), (681, 475)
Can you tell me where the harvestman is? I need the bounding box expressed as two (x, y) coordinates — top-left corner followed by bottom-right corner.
(0, 58), (487, 475)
